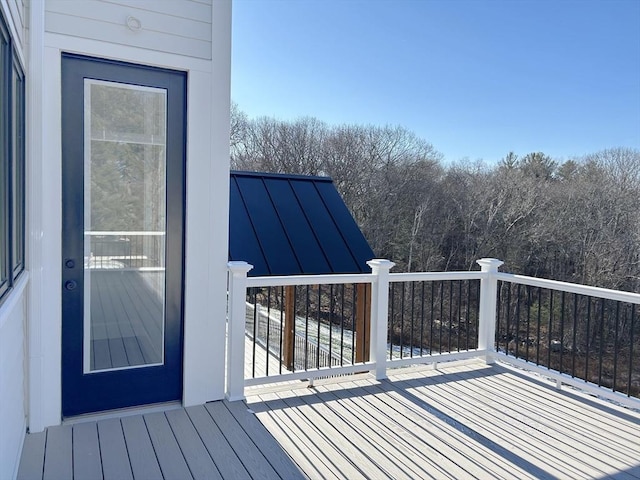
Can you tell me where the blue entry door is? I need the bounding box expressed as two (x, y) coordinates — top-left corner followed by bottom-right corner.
(61, 54), (186, 417)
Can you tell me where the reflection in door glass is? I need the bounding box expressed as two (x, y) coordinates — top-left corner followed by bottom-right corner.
(83, 80), (167, 373)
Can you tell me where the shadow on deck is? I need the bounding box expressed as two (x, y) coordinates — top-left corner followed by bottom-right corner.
(18, 361), (640, 479)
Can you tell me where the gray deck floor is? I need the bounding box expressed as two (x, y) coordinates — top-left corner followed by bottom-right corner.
(18, 361), (640, 479)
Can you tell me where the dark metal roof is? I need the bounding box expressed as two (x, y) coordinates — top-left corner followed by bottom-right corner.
(229, 171), (375, 276)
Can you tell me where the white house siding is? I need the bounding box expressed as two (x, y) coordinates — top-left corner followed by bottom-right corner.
(45, 0), (212, 59)
(2, 0), (25, 53)
(0, 1), (28, 478)
(0, 277), (28, 480)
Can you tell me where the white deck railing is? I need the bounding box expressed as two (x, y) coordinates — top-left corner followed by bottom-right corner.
(227, 258), (640, 409)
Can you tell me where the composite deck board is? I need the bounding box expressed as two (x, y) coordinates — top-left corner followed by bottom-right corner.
(143, 412), (193, 479)
(278, 387), (420, 480)
(393, 364), (640, 479)
(97, 418), (133, 480)
(439, 365), (640, 470)
(287, 384), (435, 479)
(120, 415), (163, 479)
(42, 425), (72, 480)
(223, 400), (306, 480)
(71, 422), (102, 480)
(281, 378), (527, 480)
(184, 404), (253, 479)
(312, 380), (501, 479)
(348, 377), (533, 480)
(16, 431), (45, 480)
(203, 401), (282, 480)
(253, 392), (360, 479)
(164, 408), (223, 480)
(18, 361), (640, 479)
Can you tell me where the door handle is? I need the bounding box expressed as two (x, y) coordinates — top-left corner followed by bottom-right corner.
(65, 280), (78, 291)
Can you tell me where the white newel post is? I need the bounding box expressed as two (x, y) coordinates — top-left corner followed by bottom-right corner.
(367, 259), (395, 380)
(226, 261), (253, 401)
(476, 258), (504, 364)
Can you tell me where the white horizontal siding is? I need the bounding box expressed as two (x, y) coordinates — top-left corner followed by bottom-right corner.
(45, 0), (212, 60)
(1, 0), (26, 55)
(0, 278), (28, 480)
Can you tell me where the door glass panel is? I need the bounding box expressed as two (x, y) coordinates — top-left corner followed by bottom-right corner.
(83, 79), (167, 373)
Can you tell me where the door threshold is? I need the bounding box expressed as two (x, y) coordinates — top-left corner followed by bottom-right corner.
(62, 401), (183, 425)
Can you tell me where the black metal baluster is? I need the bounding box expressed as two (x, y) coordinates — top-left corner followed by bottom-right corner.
(448, 281), (453, 353)
(547, 290), (554, 370)
(515, 284), (521, 358)
(598, 298), (605, 387)
(465, 280), (471, 351)
(390, 283), (396, 360)
(525, 285), (531, 362)
(457, 280), (462, 352)
(351, 285), (357, 364)
(410, 281), (416, 358)
(505, 284), (511, 356)
(628, 304), (635, 397)
(584, 297), (592, 383)
(278, 286), (284, 375)
(292, 286), (297, 372)
(571, 294), (578, 378)
(329, 284), (334, 367)
(420, 281), (426, 356)
(536, 287), (542, 365)
(400, 282), (406, 358)
(613, 301), (620, 393)
(340, 284), (345, 366)
(429, 282), (435, 355)
(265, 287), (272, 376)
(560, 291), (566, 374)
(251, 288), (258, 378)
(304, 285), (310, 370)
(438, 281), (444, 354)
(315, 285), (322, 368)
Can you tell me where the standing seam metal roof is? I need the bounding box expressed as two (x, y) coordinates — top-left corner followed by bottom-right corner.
(229, 171), (375, 276)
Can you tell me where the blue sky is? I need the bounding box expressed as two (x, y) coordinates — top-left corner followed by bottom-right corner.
(231, 0), (640, 164)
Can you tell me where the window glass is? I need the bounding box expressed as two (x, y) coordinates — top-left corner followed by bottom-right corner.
(0, 11), (25, 303)
(0, 20), (8, 299)
(11, 60), (24, 278)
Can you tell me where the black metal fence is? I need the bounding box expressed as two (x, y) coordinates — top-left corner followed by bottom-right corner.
(388, 280), (481, 360)
(496, 281), (639, 398)
(245, 284), (364, 378)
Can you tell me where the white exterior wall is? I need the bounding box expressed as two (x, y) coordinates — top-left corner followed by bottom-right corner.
(45, 0), (212, 59)
(27, 0), (232, 432)
(0, 277), (28, 480)
(0, 1), (28, 478)
(2, 0), (24, 52)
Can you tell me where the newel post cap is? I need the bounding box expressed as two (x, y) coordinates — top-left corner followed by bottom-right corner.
(476, 258), (504, 272)
(367, 259), (396, 272)
(227, 261), (254, 275)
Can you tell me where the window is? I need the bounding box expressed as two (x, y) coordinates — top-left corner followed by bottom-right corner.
(0, 10), (25, 304)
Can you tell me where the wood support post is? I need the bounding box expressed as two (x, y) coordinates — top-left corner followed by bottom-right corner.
(283, 285), (295, 370)
(355, 283), (372, 363)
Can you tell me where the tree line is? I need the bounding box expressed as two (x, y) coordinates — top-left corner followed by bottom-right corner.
(230, 104), (640, 294)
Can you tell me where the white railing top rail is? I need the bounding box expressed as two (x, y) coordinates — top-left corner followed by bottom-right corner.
(244, 270), (487, 288)
(245, 273), (375, 288)
(496, 272), (640, 305)
(389, 271), (486, 283)
(86, 231), (166, 236)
